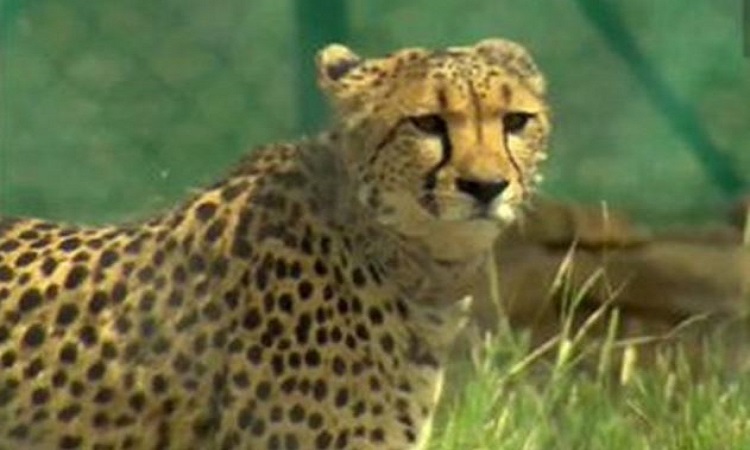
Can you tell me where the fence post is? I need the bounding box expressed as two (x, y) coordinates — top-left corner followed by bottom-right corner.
(572, 0), (745, 198)
(293, 0), (349, 134)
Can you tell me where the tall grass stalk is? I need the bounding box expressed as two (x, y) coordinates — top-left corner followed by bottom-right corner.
(433, 239), (750, 450)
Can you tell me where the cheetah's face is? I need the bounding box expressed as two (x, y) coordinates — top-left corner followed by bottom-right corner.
(317, 40), (550, 256)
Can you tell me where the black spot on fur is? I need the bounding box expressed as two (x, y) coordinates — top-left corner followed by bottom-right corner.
(204, 219), (226, 243)
(58, 237), (81, 252)
(194, 201), (218, 222)
(297, 280), (313, 300)
(0, 265), (13, 282)
(64, 265), (89, 290)
(59, 434), (83, 449)
(55, 302), (80, 326)
(111, 282), (128, 304)
(0, 238), (20, 252)
(243, 308), (262, 331)
(15, 251), (36, 267)
(78, 325), (98, 347)
(22, 323), (45, 348)
(18, 288), (43, 314)
(351, 267), (367, 287)
(315, 430), (333, 449)
(40, 257), (58, 276)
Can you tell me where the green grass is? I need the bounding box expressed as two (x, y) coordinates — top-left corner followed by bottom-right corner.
(432, 243), (750, 450)
(434, 330), (750, 450)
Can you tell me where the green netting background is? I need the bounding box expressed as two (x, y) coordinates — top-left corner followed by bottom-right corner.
(1, 0), (748, 226)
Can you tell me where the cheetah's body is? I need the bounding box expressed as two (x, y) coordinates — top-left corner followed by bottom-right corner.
(0, 39), (549, 449)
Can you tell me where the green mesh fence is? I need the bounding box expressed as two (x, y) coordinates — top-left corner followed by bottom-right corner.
(1, 0), (748, 226)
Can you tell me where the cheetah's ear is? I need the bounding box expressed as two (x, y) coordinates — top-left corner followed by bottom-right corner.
(475, 39), (546, 95)
(317, 44), (362, 84)
(316, 44), (375, 101)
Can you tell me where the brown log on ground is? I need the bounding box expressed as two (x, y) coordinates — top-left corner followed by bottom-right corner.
(469, 198), (750, 371)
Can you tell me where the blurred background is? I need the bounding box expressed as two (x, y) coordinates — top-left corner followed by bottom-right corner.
(1, 0), (748, 226)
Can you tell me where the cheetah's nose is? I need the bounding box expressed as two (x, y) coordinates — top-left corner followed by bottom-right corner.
(455, 178), (509, 204)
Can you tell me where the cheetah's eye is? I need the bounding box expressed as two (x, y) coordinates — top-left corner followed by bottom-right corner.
(502, 112), (534, 134)
(409, 114), (448, 136)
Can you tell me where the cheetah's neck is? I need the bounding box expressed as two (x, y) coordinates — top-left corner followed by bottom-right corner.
(303, 133), (488, 306)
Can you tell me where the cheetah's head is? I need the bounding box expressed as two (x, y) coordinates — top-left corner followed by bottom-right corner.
(317, 39), (550, 261)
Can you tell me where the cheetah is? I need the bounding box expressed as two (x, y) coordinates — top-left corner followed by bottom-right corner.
(0, 39), (550, 449)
